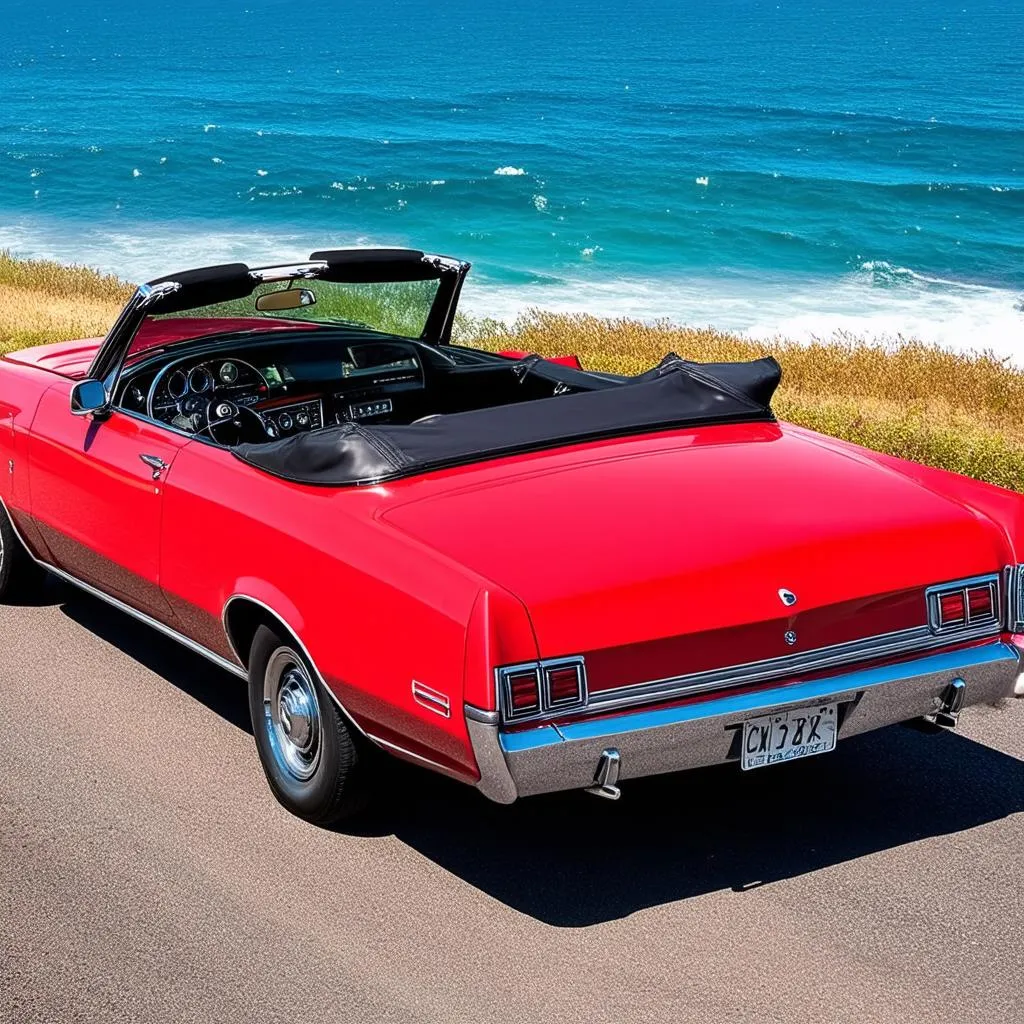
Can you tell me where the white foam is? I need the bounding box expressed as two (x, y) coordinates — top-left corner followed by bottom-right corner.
(460, 269), (1024, 364)
(493, 166), (526, 176)
(2, 217), (1020, 364)
(256, 168), (268, 177)
(131, 168), (141, 178)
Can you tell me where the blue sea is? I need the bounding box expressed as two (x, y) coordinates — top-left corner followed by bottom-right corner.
(1, 0), (1022, 355)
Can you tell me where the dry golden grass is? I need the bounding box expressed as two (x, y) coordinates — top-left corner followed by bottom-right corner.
(0, 284), (125, 355)
(0, 251), (132, 355)
(1, 255), (1020, 491)
(0, 250), (133, 303)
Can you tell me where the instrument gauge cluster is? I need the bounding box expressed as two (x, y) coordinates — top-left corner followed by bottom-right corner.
(167, 370), (188, 400)
(188, 366), (214, 394)
(143, 356), (270, 428)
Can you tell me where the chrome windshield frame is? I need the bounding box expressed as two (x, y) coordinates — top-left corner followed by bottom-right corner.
(86, 248), (471, 389)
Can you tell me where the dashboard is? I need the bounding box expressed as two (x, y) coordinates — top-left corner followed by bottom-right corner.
(117, 337), (431, 444)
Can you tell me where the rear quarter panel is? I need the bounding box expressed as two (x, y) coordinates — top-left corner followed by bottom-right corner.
(160, 443), (514, 778)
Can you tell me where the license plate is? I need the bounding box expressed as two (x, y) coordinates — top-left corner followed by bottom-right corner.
(741, 703), (838, 771)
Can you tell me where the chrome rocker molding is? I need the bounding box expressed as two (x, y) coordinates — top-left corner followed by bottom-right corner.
(0, 494), (246, 679)
(51, 563), (248, 679)
(465, 640), (1022, 803)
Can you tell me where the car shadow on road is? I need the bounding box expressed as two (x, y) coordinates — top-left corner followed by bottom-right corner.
(59, 588), (253, 734)
(8, 572), (66, 608)
(59, 587), (1024, 928)
(361, 717), (1024, 927)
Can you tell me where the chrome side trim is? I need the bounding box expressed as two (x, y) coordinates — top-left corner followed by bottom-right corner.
(557, 643), (1017, 741)
(411, 679), (451, 718)
(42, 562), (247, 680)
(221, 593), (370, 740)
(2, 496), (245, 680)
(584, 620), (1003, 719)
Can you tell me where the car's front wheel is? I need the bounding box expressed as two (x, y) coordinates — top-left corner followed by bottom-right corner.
(247, 624), (370, 825)
(0, 501), (46, 602)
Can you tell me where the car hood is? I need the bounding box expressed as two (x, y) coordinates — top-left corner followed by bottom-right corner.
(4, 337), (103, 379)
(380, 423), (1008, 672)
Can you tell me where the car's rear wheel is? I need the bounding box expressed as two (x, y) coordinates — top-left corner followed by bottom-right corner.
(247, 624), (370, 824)
(0, 501), (46, 602)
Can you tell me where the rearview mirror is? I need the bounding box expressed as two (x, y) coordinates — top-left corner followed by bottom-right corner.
(255, 287), (316, 311)
(70, 379), (109, 417)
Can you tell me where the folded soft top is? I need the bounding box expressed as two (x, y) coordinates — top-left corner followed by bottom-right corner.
(233, 353), (781, 487)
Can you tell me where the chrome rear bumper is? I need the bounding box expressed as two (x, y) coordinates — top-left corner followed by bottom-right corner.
(465, 641), (1022, 803)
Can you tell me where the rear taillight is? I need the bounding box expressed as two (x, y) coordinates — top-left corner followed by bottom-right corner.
(967, 585), (993, 620)
(497, 657), (588, 721)
(928, 575), (999, 634)
(939, 591), (965, 626)
(547, 664), (584, 706)
(505, 668), (541, 716)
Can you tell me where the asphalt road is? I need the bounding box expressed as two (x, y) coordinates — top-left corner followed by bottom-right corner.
(2, 579), (1022, 1024)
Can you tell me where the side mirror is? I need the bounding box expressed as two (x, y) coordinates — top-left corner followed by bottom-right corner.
(70, 379), (110, 418)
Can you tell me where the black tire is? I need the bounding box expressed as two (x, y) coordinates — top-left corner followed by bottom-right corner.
(0, 501), (46, 602)
(247, 624), (371, 825)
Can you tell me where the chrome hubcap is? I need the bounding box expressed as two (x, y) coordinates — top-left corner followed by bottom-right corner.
(264, 647), (322, 781)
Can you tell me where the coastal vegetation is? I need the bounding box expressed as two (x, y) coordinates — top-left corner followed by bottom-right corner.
(2, 250), (1021, 492)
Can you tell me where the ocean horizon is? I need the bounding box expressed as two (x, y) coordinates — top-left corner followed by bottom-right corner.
(1, 0), (1022, 357)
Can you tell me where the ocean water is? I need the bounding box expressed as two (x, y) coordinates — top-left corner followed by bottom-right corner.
(1, 0), (1022, 356)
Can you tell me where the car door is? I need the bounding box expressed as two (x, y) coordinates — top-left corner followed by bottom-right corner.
(28, 380), (190, 621)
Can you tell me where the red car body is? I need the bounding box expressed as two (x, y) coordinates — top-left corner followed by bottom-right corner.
(1, 248), (1022, 815)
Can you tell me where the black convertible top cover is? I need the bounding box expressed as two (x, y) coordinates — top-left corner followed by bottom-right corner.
(233, 353), (781, 487)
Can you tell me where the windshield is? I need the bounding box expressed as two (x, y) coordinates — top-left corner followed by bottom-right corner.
(128, 277), (442, 358)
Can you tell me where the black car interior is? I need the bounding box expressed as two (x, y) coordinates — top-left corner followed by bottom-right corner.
(114, 328), (618, 447)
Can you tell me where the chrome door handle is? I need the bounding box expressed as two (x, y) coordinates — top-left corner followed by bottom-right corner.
(139, 453), (169, 478)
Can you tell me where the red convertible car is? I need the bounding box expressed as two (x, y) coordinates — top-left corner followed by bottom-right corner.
(1, 248), (1022, 823)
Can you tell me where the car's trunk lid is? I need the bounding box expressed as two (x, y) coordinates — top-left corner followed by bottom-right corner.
(380, 424), (1006, 689)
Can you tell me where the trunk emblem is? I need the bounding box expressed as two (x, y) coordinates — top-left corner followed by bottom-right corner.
(778, 588), (798, 607)
(784, 630), (798, 645)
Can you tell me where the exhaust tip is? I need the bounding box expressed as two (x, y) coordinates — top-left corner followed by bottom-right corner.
(585, 748), (622, 800)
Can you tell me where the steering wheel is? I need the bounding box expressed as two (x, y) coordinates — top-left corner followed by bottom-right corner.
(195, 399), (272, 446)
